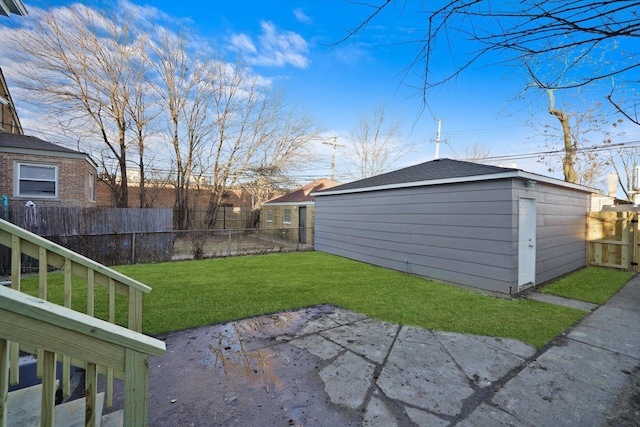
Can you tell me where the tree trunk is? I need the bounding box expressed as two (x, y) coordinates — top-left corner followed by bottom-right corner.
(138, 130), (147, 208)
(206, 188), (221, 229)
(117, 157), (129, 207)
(547, 90), (578, 183)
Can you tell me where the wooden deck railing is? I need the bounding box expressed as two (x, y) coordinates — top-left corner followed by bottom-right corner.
(0, 286), (165, 426)
(0, 218), (164, 424)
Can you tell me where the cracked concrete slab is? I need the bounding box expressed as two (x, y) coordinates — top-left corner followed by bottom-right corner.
(320, 319), (399, 364)
(457, 403), (532, 427)
(100, 276), (639, 426)
(363, 396), (398, 426)
(491, 340), (639, 426)
(289, 334), (344, 360)
(434, 331), (536, 384)
(379, 337), (474, 416)
(319, 351), (376, 409)
(568, 306), (640, 359)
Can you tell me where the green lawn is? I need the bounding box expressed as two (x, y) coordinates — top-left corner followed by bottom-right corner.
(539, 266), (633, 304)
(19, 252), (628, 349)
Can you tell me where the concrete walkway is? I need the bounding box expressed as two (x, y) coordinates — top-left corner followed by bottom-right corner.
(131, 276), (640, 426)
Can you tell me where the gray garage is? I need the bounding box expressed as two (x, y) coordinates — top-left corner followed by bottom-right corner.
(312, 158), (594, 295)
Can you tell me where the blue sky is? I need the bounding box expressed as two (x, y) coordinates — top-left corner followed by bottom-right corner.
(2, 0), (638, 186)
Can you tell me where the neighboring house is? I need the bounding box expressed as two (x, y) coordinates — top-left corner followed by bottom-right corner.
(0, 68), (23, 134)
(312, 158), (594, 295)
(262, 178), (339, 244)
(0, 133), (98, 208)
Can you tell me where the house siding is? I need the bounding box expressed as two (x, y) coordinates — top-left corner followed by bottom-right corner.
(315, 177), (590, 294)
(315, 179), (518, 293)
(517, 180), (589, 285)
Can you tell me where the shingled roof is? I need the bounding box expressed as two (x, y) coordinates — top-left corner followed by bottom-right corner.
(313, 158), (593, 195)
(0, 132), (86, 156)
(263, 178), (340, 205)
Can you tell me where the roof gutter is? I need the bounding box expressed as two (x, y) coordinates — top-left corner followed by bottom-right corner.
(312, 170), (596, 197)
(0, 0), (28, 16)
(262, 201), (316, 206)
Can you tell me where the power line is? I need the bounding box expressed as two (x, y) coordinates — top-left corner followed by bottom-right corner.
(467, 140), (640, 163)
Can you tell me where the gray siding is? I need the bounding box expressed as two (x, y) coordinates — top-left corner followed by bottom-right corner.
(517, 181), (589, 285)
(315, 180), (519, 293)
(315, 178), (590, 294)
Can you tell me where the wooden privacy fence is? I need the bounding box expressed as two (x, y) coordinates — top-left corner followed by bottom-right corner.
(587, 210), (640, 272)
(1, 207), (175, 274)
(7, 206), (174, 235)
(0, 218), (165, 426)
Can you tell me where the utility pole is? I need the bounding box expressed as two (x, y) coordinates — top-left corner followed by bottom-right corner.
(434, 118), (443, 159)
(322, 136), (344, 180)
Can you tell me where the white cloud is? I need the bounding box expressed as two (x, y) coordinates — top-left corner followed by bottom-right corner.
(230, 33), (257, 54)
(332, 43), (371, 67)
(293, 8), (312, 24)
(229, 21), (309, 69)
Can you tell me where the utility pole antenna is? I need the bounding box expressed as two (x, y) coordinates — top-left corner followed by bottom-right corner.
(435, 118), (444, 159)
(322, 136), (344, 180)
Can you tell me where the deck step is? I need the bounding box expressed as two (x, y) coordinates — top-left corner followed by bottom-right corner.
(101, 409), (123, 427)
(7, 383), (106, 426)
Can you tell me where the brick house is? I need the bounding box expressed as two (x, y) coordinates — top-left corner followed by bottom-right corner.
(0, 68), (23, 135)
(0, 133), (98, 208)
(261, 178), (339, 244)
(1, 66), (98, 209)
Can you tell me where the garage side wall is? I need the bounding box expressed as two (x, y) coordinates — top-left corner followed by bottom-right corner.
(314, 180), (518, 293)
(516, 181), (589, 285)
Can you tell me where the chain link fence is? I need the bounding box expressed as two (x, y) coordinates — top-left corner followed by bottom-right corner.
(0, 227), (312, 276)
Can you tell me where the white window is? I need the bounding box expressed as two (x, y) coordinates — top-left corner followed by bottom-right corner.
(88, 171), (96, 202)
(266, 209), (273, 222)
(283, 209), (292, 224)
(16, 162), (58, 198)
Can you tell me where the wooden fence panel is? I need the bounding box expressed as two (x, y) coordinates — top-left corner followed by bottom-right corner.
(587, 211), (638, 271)
(0, 208), (174, 275)
(8, 207), (173, 235)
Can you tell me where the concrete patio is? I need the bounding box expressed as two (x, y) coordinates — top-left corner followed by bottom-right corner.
(106, 276), (640, 426)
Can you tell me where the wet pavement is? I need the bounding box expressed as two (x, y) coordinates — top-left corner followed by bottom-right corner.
(129, 276), (639, 426)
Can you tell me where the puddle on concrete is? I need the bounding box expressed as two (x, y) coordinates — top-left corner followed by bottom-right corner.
(200, 312), (304, 391)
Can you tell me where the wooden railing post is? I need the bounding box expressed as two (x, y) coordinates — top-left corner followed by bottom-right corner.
(0, 339), (8, 427)
(41, 350), (56, 427)
(9, 236), (20, 386)
(128, 289), (143, 333)
(85, 362), (98, 427)
(124, 349), (151, 427)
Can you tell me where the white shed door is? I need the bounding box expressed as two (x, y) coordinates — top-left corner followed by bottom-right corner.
(518, 198), (536, 292)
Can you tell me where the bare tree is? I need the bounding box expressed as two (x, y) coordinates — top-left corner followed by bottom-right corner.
(607, 83), (640, 126)
(452, 141), (492, 164)
(126, 39), (160, 208)
(545, 89), (579, 183)
(147, 29), (214, 228)
(344, 103), (409, 179)
(343, 1), (639, 96)
(10, 5), (144, 206)
(344, 1), (639, 183)
(604, 119), (640, 199)
(204, 61), (320, 227)
(8, 4), (319, 219)
(532, 96), (611, 188)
